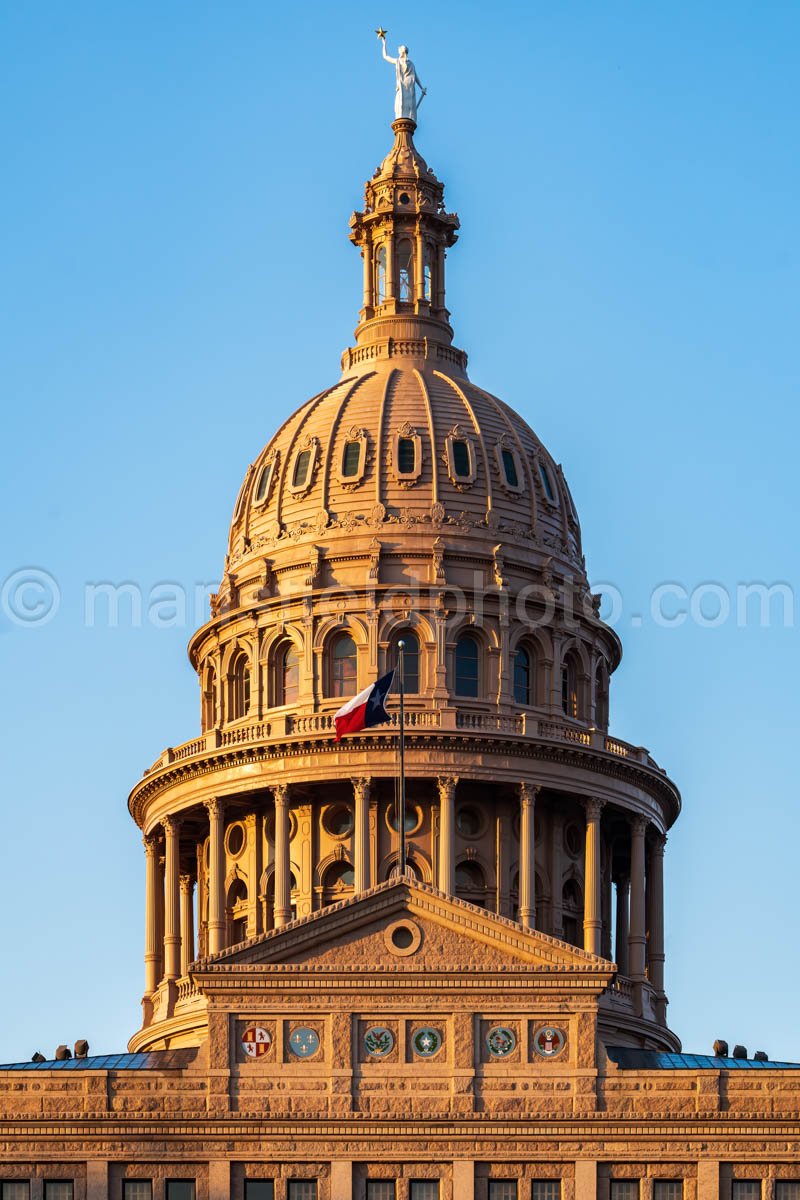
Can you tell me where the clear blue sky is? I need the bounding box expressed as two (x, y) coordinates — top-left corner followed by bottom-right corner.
(1, 2), (798, 1063)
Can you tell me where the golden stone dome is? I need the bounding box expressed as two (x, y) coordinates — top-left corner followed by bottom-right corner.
(223, 118), (584, 595)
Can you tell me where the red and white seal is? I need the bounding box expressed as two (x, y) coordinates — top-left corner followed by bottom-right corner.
(241, 1024), (272, 1058)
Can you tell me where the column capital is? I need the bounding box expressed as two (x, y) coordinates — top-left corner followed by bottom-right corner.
(437, 775), (459, 800)
(352, 777), (372, 803)
(272, 783), (290, 807)
(631, 814), (648, 837)
(179, 873), (194, 895)
(162, 814), (181, 836)
(519, 781), (540, 807)
(583, 797), (606, 821)
(651, 831), (667, 854)
(206, 796), (224, 821)
(143, 832), (160, 855)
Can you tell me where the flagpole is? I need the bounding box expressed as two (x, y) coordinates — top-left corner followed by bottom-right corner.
(397, 640), (406, 877)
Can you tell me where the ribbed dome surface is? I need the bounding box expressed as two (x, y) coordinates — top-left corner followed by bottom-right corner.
(227, 360), (584, 577)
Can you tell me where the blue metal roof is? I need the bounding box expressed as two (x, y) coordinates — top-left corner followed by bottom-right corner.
(607, 1046), (800, 1070)
(0, 1049), (197, 1071)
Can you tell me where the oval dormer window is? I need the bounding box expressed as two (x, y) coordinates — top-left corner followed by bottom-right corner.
(398, 437), (416, 474)
(539, 461), (557, 503)
(254, 458), (275, 506)
(501, 448), (519, 488)
(293, 450), (312, 489)
(342, 441), (361, 478)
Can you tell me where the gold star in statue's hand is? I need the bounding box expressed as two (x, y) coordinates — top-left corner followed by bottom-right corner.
(375, 26), (388, 40)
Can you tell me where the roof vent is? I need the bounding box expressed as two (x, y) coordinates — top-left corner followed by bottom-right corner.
(753, 1050), (768, 1062)
(54, 1044), (72, 1061)
(732, 1044), (747, 1059)
(31, 1052), (46, 1063)
(74, 1039), (89, 1059)
(712, 1039), (728, 1057)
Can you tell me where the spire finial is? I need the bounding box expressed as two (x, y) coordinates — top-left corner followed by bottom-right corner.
(377, 30), (427, 123)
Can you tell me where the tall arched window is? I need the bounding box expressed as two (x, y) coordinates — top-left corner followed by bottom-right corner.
(562, 878), (583, 947)
(393, 630), (420, 695)
(423, 249), (433, 301)
(321, 860), (355, 907)
(454, 633), (480, 698)
(276, 641), (300, 707)
(595, 661), (609, 729)
(202, 667), (217, 731)
(397, 238), (414, 301)
(561, 652), (579, 719)
(229, 650), (251, 720)
(330, 633), (357, 698)
(513, 646), (535, 706)
(375, 245), (387, 304)
(227, 878), (248, 945)
(455, 861), (488, 908)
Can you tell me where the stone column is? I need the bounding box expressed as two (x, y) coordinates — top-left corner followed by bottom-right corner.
(614, 876), (630, 976)
(583, 799), (604, 955)
(362, 237), (373, 311)
(143, 833), (161, 999)
(179, 874), (195, 977)
(648, 832), (667, 1020)
(206, 798), (226, 955)
(518, 782), (538, 930)
(273, 784), (292, 927)
(628, 816), (648, 981)
(353, 778), (371, 894)
(437, 776), (457, 894)
(162, 815), (182, 981)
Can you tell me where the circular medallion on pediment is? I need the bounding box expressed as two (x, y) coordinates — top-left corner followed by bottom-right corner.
(533, 1026), (566, 1058)
(241, 1024), (272, 1058)
(384, 919), (422, 957)
(288, 1027), (320, 1058)
(486, 1026), (516, 1057)
(364, 1026), (394, 1057)
(412, 1027), (442, 1058)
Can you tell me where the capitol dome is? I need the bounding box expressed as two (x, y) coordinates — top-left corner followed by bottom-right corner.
(128, 116), (679, 1057)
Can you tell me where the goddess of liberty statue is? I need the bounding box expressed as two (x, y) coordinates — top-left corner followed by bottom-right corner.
(378, 32), (426, 122)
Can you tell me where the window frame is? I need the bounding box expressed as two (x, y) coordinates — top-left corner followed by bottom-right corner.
(275, 639), (301, 708)
(445, 430), (476, 487)
(338, 428), (368, 486)
(392, 629), (421, 695)
(513, 644), (535, 706)
(537, 458), (558, 505)
(392, 427), (423, 485)
(375, 244), (388, 304)
(397, 237), (415, 302)
(328, 632), (358, 699)
(253, 453), (278, 508)
(495, 441), (525, 494)
(228, 648), (252, 721)
(287, 437), (320, 497)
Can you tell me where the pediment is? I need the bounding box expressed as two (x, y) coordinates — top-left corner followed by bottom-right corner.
(193, 878), (613, 979)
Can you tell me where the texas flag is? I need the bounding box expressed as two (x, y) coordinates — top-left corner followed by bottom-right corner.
(334, 669), (396, 742)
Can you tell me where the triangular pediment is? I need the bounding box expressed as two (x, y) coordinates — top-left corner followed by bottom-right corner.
(192, 878), (614, 980)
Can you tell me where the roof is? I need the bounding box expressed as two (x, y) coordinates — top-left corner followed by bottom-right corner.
(607, 1046), (800, 1071)
(0, 1048), (197, 1072)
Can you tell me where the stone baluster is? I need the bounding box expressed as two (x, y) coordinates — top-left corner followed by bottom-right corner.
(273, 784), (292, 927)
(162, 816), (182, 981)
(583, 799), (605, 955)
(353, 778), (371, 894)
(206, 798), (226, 955)
(518, 782), (539, 930)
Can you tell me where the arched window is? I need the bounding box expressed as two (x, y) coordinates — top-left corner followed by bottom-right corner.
(513, 646), (535, 706)
(455, 860), (488, 908)
(276, 641), (300, 707)
(561, 652), (579, 719)
(330, 633), (357, 698)
(595, 661), (609, 729)
(423, 249), (433, 301)
(454, 633), (480, 698)
(393, 630), (420, 695)
(397, 238), (414, 302)
(539, 461), (557, 503)
(375, 245), (387, 304)
(229, 650), (251, 720)
(292, 449), (312, 489)
(397, 436), (416, 474)
(227, 878), (248, 945)
(202, 667), (217, 731)
(254, 458), (275, 506)
(321, 860), (355, 907)
(562, 878), (583, 947)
